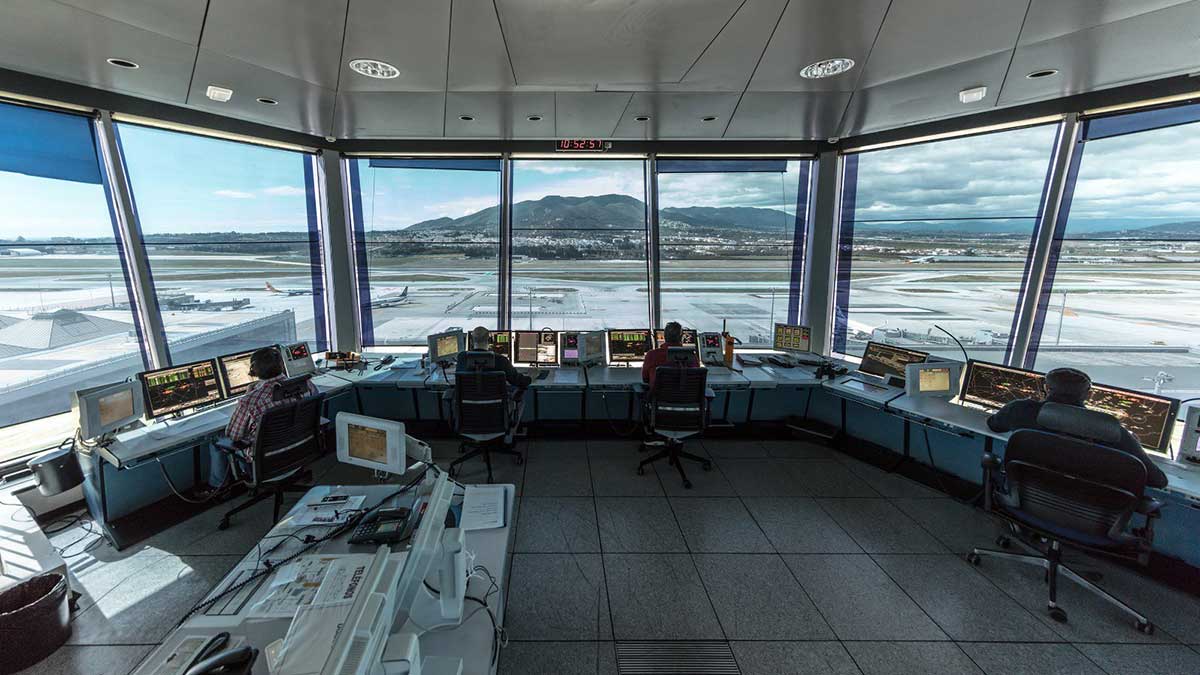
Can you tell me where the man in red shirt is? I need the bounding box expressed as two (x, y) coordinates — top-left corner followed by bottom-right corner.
(642, 321), (698, 389)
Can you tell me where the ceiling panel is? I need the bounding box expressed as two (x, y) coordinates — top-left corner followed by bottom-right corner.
(333, 92), (445, 138)
(188, 50), (335, 136)
(0, 0), (195, 104)
(859, 0), (1027, 88)
(444, 92), (555, 138)
(840, 51), (1010, 136)
(54, 0), (206, 44)
(555, 92), (632, 137)
(201, 0), (347, 89)
(725, 92), (850, 139)
(496, 0), (742, 86)
(612, 92), (741, 138)
(749, 0), (891, 92)
(339, 0), (449, 92)
(1019, 0), (1194, 45)
(645, 0), (788, 92)
(447, 0), (517, 90)
(1000, 1), (1200, 106)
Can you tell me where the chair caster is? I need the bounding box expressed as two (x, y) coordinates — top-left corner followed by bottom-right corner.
(1136, 620), (1154, 635)
(965, 552), (981, 566)
(702, 461), (712, 471)
(218, 519), (230, 531)
(682, 480), (693, 490)
(995, 535), (1011, 549)
(1047, 606), (1068, 623)
(636, 466), (645, 476)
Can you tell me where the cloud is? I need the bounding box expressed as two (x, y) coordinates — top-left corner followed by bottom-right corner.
(213, 189), (255, 199)
(262, 185), (306, 196)
(519, 162), (585, 175)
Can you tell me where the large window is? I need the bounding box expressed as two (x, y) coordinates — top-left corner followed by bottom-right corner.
(117, 125), (327, 363)
(1030, 104), (1200, 395)
(0, 102), (144, 463)
(657, 159), (810, 344)
(833, 125), (1060, 361)
(349, 159), (501, 345)
(510, 159), (649, 331)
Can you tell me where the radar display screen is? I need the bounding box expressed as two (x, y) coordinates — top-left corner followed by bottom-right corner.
(960, 361), (1046, 410)
(702, 333), (722, 349)
(217, 349), (264, 398)
(98, 388), (135, 426)
(1085, 384), (1178, 452)
(488, 331), (512, 360)
(653, 328), (698, 349)
(287, 342), (310, 359)
(562, 333), (580, 360)
(774, 323), (812, 353)
(608, 329), (653, 362)
(859, 342), (929, 379)
(140, 359), (223, 418)
(515, 331), (559, 365)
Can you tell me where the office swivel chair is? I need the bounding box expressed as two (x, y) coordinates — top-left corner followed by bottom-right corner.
(448, 354), (524, 483)
(967, 402), (1161, 633)
(637, 348), (714, 489)
(215, 377), (326, 530)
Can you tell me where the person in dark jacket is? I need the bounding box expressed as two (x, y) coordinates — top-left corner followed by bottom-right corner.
(986, 367), (1168, 488)
(641, 321), (698, 389)
(456, 326), (531, 445)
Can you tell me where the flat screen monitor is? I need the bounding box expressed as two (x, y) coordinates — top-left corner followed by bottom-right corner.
(774, 323), (812, 353)
(580, 330), (607, 367)
(608, 329), (652, 362)
(653, 328), (698, 350)
(139, 359), (223, 418)
(1086, 383), (1178, 453)
(561, 332), (581, 361)
(217, 347), (274, 398)
(280, 341), (315, 377)
(427, 330), (465, 364)
(514, 331), (559, 366)
(859, 341), (929, 380)
(335, 412), (405, 474)
(73, 380), (144, 439)
(959, 361), (1047, 411)
(905, 361), (962, 398)
(487, 330), (512, 360)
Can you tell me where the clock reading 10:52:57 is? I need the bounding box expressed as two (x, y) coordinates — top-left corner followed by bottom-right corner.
(555, 139), (611, 152)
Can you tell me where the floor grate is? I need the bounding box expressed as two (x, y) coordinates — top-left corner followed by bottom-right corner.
(615, 642), (741, 675)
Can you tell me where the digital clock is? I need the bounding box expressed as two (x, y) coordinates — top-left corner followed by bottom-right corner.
(555, 139), (611, 152)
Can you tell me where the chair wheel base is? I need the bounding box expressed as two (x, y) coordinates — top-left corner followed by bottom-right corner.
(996, 535), (1011, 549)
(217, 519), (230, 531)
(965, 552), (981, 566)
(1137, 620), (1154, 635)
(515, 454), (524, 465)
(1048, 606), (1068, 623)
(636, 466), (645, 476)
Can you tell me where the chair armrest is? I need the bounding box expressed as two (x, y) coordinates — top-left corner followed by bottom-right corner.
(213, 436), (248, 453)
(1137, 496), (1164, 518)
(632, 382), (646, 395)
(980, 452), (1001, 470)
(704, 387), (716, 400)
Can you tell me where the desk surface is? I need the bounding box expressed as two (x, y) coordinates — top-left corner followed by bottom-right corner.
(823, 374), (906, 408)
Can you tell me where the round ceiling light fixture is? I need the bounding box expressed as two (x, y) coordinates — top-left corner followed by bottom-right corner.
(256, 97), (279, 105)
(634, 115), (651, 122)
(106, 58), (140, 69)
(348, 58), (400, 79)
(799, 57), (855, 79)
(526, 114), (543, 122)
(1026, 68), (1059, 79)
(459, 114), (475, 122)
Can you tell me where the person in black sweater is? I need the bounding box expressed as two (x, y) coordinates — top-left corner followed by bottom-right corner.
(986, 367), (1168, 488)
(455, 326), (531, 445)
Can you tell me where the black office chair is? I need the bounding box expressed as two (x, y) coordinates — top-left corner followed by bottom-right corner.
(967, 402), (1161, 634)
(216, 378), (326, 530)
(448, 361), (524, 483)
(637, 350), (714, 489)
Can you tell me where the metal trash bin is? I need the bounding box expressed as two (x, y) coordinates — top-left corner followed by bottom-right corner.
(0, 572), (71, 674)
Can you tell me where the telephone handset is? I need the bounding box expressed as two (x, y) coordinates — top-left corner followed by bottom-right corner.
(183, 646), (257, 675)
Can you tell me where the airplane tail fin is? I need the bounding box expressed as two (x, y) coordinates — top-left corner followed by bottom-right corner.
(400, 286), (408, 298)
(266, 282), (280, 293)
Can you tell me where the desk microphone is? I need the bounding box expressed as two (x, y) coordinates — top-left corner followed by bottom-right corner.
(934, 324), (969, 363)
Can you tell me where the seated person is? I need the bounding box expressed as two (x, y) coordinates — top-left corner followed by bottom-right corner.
(456, 326), (531, 445)
(203, 347), (319, 493)
(642, 321), (699, 390)
(987, 367), (1167, 488)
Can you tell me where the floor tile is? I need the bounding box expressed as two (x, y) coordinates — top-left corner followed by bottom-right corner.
(526, 439), (589, 461)
(784, 460), (881, 498)
(13, 644), (154, 675)
(514, 497), (600, 553)
(693, 554), (835, 640)
(958, 643), (1105, 675)
(702, 438), (767, 458)
(1074, 644), (1200, 675)
(844, 642), (983, 675)
(154, 497), (282, 556)
(817, 499), (947, 553)
(743, 497), (862, 554)
(587, 439), (644, 458)
(595, 497), (686, 553)
(60, 546), (168, 615)
(1072, 555), (1200, 645)
(522, 458), (591, 497)
(504, 554), (610, 640)
(603, 554), (724, 640)
(730, 641), (862, 675)
(653, 456), (737, 496)
(68, 555), (242, 645)
(837, 455), (946, 499)
(714, 458), (807, 497)
(761, 439), (835, 460)
(443, 452), (526, 493)
(891, 498), (1006, 554)
(670, 498), (773, 553)
(873, 554), (1060, 642)
(590, 457), (664, 496)
(499, 641), (617, 675)
(782, 554), (948, 641)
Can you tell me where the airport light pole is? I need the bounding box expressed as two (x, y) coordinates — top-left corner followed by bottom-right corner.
(1055, 291), (1067, 345)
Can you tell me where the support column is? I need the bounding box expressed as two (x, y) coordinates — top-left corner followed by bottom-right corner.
(317, 150), (358, 351)
(499, 154), (513, 330)
(646, 155), (661, 329)
(801, 151), (842, 356)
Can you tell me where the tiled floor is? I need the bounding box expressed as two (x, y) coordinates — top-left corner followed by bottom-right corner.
(17, 437), (1200, 675)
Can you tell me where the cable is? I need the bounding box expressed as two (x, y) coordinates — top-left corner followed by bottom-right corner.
(599, 391), (641, 437)
(933, 324), (969, 363)
(155, 456), (221, 504)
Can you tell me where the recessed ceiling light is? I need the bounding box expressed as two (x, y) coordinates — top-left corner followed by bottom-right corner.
(1026, 68), (1059, 79)
(958, 86), (987, 104)
(634, 115), (651, 122)
(799, 58), (855, 79)
(701, 115), (718, 122)
(205, 85), (233, 102)
(526, 114), (543, 122)
(256, 97), (278, 105)
(348, 58), (400, 80)
(106, 58), (139, 69)
(459, 114), (475, 122)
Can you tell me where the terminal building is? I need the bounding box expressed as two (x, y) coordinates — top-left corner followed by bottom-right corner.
(0, 2), (1199, 674)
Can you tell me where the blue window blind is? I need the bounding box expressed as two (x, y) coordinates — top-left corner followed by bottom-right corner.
(368, 158), (501, 171)
(656, 159), (788, 173)
(0, 102), (102, 184)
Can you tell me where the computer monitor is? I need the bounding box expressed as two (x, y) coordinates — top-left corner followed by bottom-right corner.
(579, 330), (607, 367)
(1086, 383), (1178, 453)
(959, 360), (1047, 411)
(653, 328), (698, 349)
(139, 359), (224, 418)
(73, 380), (144, 439)
(427, 330), (465, 365)
(514, 330), (559, 366)
(216, 347), (275, 398)
(774, 323), (812, 353)
(487, 330), (512, 360)
(608, 329), (652, 362)
(335, 412), (406, 474)
(561, 332), (581, 363)
(905, 361), (962, 399)
(858, 341), (929, 380)
(280, 341), (316, 377)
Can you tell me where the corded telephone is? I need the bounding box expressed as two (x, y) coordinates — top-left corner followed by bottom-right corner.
(182, 635), (257, 675)
(348, 506), (415, 545)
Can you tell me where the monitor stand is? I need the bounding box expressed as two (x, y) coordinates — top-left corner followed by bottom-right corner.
(401, 528), (467, 632)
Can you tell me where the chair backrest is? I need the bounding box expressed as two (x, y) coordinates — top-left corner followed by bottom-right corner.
(649, 365), (708, 435)
(272, 375), (314, 402)
(250, 391), (325, 485)
(1003, 410), (1147, 542)
(454, 369), (510, 439)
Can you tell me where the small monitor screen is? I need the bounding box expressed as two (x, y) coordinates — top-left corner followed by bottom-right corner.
(653, 328), (698, 349)
(774, 323), (812, 353)
(98, 389), (135, 426)
(488, 331), (512, 360)
(287, 342), (310, 359)
(436, 334), (458, 359)
(562, 333), (580, 360)
(960, 361), (1046, 411)
(515, 331), (559, 365)
(1086, 384), (1177, 452)
(859, 342), (928, 379)
(347, 422), (390, 464)
(141, 360), (223, 418)
(217, 349), (260, 397)
(608, 329), (652, 362)
(582, 331), (606, 364)
(702, 333), (722, 349)
(917, 367), (953, 393)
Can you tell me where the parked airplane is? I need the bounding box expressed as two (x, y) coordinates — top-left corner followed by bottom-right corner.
(265, 281), (315, 297)
(370, 286), (410, 308)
